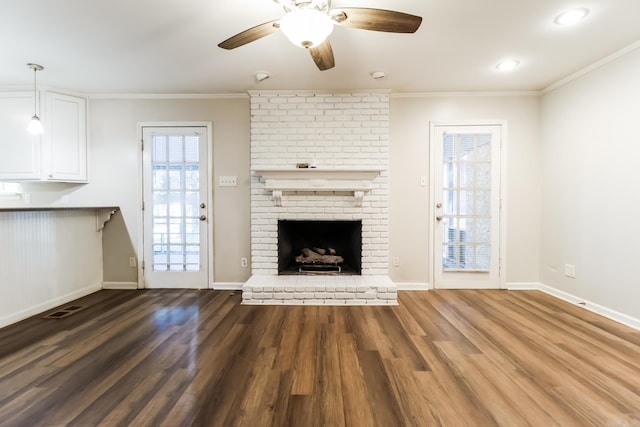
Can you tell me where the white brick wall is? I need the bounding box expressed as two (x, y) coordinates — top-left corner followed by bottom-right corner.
(246, 91), (394, 305)
(250, 92), (389, 170)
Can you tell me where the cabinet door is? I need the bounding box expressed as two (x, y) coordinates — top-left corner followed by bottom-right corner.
(45, 92), (87, 182)
(0, 92), (41, 180)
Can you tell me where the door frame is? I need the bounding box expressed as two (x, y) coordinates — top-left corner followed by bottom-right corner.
(428, 120), (508, 290)
(136, 122), (213, 289)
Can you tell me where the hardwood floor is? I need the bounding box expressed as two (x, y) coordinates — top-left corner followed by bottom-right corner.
(0, 289), (639, 426)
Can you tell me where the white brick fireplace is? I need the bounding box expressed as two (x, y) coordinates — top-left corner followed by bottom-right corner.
(243, 91), (396, 305)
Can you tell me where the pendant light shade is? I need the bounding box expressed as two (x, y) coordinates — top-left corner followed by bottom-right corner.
(27, 63), (44, 135)
(27, 115), (44, 134)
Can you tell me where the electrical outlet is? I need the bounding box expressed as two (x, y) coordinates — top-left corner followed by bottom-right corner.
(564, 264), (576, 278)
(129, 257), (137, 268)
(219, 176), (237, 187)
(392, 257), (400, 267)
(241, 257), (248, 268)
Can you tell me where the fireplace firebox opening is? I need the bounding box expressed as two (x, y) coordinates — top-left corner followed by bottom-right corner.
(278, 220), (362, 275)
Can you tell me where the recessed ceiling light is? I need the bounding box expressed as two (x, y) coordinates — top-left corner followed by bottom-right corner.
(554, 8), (589, 26)
(496, 60), (519, 72)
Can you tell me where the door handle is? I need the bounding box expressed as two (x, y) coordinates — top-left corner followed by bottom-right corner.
(200, 203), (206, 209)
(199, 215), (207, 221)
(436, 203), (442, 209)
(436, 215), (443, 221)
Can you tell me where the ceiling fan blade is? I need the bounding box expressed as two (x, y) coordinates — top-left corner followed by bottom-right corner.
(218, 20), (280, 49)
(309, 40), (335, 71)
(333, 8), (422, 33)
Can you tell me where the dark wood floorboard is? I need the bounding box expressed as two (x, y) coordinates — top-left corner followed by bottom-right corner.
(0, 289), (639, 426)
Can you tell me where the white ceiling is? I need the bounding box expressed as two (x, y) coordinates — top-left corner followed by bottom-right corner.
(2, 0), (640, 95)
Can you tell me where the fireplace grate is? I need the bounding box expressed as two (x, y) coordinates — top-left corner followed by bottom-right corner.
(298, 264), (342, 273)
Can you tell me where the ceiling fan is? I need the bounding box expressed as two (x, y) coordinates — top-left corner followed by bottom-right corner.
(218, 0), (422, 71)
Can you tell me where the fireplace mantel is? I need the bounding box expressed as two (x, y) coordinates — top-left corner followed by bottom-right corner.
(252, 168), (383, 206)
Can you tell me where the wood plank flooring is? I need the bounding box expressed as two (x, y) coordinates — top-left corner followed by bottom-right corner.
(0, 289), (639, 426)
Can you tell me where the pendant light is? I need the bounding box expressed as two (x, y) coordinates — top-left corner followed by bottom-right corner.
(26, 63), (44, 135)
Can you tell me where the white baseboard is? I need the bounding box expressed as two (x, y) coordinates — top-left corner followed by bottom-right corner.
(537, 283), (640, 331)
(395, 282), (430, 291)
(506, 282), (640, 331)
(0, 283), (102, 329)
(102, 281), (138, 290)
(506, 282), (541, 290)
(212, 282), (244, 290)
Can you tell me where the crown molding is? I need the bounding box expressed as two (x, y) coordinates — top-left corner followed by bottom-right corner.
(87, 92), (249, 99)
(391, 91), (540, 98)
(541, 39), (640, 95)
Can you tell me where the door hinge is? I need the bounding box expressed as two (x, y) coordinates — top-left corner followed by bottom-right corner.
(141, 140), (144, 151)
(142, 260), (145, 270)
(142, 200), (145, 211)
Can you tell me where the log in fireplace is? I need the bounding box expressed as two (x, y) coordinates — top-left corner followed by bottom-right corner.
(278, 220), (362, 275)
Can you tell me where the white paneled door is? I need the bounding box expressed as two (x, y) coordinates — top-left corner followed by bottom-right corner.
(142, 126), (210, 288)
(431, 123), (503, 289)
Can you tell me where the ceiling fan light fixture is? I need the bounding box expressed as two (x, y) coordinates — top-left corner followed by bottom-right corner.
(371, 71), (385, 80)
(554, 8), (589, 26)
(279, 9), (334, 48)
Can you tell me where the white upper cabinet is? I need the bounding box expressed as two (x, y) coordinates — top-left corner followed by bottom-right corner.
(44, 91), (87, 182)
(0, 90), (88, 182)
(0, 92), (41, 180)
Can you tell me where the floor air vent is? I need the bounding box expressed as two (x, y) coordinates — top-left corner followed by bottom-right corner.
(43, 305), (85, 319)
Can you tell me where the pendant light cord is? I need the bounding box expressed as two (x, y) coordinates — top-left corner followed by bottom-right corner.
(27, 63), (44, 117)
(33, 66), (37, 115)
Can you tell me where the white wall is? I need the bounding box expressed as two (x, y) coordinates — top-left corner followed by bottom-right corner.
(0, 209), (103, 328)
(75, 97), (252, 284)
(389, 94), (541, 285)
(79, 94), (541, 287)
(0, 91), (543, 301)
(540, 46), (640, 320)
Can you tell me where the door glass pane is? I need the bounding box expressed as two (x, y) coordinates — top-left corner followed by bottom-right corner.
(442, 132), (492, 271)
(475, 191), (491, 216)
(152, 136), (167, 162)
(153, 166), (168, 190)
(185, 136), (199, 162)
(475, 162), (491, 187)
(169, 168), (182, 189)
(169, 137), (184, 162)
(151, 133), (200, 272)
